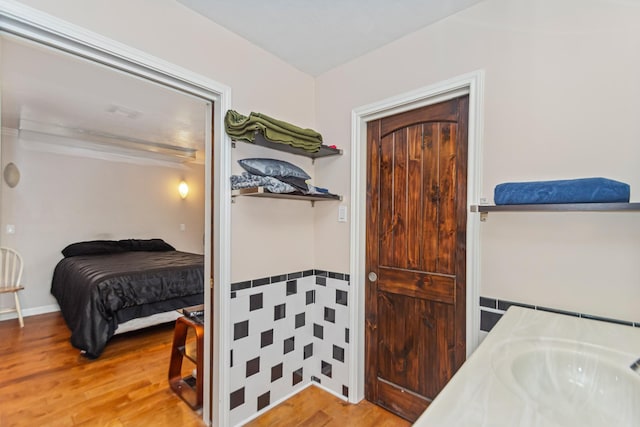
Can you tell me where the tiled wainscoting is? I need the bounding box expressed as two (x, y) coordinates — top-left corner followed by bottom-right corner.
(229, 270), (350, 426)
(480, 296), (640, 338)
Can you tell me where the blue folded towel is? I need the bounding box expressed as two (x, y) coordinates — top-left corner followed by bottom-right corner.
(494, 177), (630, 205)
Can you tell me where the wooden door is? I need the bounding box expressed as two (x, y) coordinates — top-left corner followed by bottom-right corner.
(365, 96), (468, 421)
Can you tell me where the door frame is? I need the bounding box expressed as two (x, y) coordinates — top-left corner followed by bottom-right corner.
(0, 2), (232, 425)
(349, 70), (484, 403)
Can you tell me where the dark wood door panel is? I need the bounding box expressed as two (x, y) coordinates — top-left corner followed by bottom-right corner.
(376, 292), (456, 398)
(380, 99), (462, 137)
(376, 379), (430, 422)
(366, 95), (468, 422)
(377, 268), (454, 304)
(377, 122), (459, 275)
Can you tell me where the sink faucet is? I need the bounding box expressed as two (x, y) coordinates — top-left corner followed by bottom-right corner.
(631, 358), (640, 374)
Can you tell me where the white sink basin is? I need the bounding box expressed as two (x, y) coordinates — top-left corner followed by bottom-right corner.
(493, 339), (640, 427)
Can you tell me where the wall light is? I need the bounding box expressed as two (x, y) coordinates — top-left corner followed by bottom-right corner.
(178, 180), (189, 199)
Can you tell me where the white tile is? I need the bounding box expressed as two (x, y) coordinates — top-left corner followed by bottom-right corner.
(230, 294), (250, 324)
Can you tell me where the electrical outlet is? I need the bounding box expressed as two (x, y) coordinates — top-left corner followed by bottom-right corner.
(180, 224), (186, 232)
(6, 224), (15, 234)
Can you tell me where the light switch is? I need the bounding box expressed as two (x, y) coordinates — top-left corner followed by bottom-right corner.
(6, 224), (15, 234)
(180, 224), (186, 232)
(338, 205), (347, 222)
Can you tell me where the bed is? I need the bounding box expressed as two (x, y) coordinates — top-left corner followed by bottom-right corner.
(51, 239), (204, 358)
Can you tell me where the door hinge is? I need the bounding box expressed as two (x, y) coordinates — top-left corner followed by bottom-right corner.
(209, 278), (214, 289)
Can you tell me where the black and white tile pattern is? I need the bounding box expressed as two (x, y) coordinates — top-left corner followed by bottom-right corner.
(229, 270), (350, 426)
(479, 296), (640, 338)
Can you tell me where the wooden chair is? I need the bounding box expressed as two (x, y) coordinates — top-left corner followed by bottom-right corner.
(0, 247), (24, 327)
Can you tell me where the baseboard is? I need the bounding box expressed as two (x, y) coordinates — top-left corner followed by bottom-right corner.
(0, 304), (59, 322)
(233, 382), (315, 427)
(310, 382), (350, 403)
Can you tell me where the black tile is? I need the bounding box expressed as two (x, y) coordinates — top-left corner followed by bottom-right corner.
(345, 328), (349, 343)
(231, 292), (237, 299)
(336, 289), (348, 306)
(314, 323), (324, 339)
(314, 269), (328, 277)
(537, 306), (579, 317)
(274, 303), (286, 321)
(324, 307), (335, 323)
(288, 271), (303, 280)
(284, 336), (295, 354)
(234, 320), (249, 340)
(231, 280), (251, 292)
(257, 391), (270, 411)
(306, 290), (315, 305)
(311, 375), (321, 384)
(292, 367), (303, 386)
(246, 356), (260, 378)
(250, 293), (263, 311)
(316, 276), (327, 287)
(580, 313), (634, 326)
(286, 280), (298, 296)
(480, 310), (502, 332)
(479, 296), (496, 309)
(497, 299), (535, 311)
(261, 329), (274, 348)
(345, 274), (350, 282)
(304, 343), (313, 359)
(333, 345), (344, 363)
(270, 274), (287, 283)
(230, 349), (233, 367)
(230, 387), (245, 410)
(321, 361), (332, 378)
(328, 272), (344, 280)
(252, 277), (271, 287)
(271, 363), (283, 382)
(295, 312), (305, 328)
(303, 269), (314, 277)
(635, 322), (640, 328)
(342, 385), (349, 398)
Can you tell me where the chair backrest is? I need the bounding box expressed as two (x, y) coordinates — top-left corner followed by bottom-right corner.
(0, 247), (23, 290)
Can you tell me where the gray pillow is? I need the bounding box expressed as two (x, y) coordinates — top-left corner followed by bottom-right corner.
(238, 158), (310, 180)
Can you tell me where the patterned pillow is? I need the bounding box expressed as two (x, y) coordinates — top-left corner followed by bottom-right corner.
(238, 158), (310, 180)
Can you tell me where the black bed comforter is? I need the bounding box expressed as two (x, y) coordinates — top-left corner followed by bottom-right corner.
(51, 251), (204, 358)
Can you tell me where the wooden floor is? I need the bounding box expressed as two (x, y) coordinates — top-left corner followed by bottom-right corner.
(0, 312), (205, 427)
(0, 313), (410, 427)
(245, 385), (411, 427)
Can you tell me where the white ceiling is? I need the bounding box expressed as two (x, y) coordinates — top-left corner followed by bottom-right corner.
(1, 36), (208, 164)
(177, 0), (485, 76)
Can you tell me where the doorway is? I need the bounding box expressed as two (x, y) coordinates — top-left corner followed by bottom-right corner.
(0, 5), (232, 425)
(364, 96), (468, 421)
(349, 71), (484, 417)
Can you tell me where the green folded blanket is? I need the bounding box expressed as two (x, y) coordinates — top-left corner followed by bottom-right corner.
(225, 110), (322, 153)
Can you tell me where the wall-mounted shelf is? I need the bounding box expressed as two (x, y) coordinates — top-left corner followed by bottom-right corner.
(471, 202), (640, 221)
(233, 132), (342, 162)
(232, 186), (342, 206)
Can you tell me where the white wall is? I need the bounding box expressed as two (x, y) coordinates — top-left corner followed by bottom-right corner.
(11, 0), (318, 283)
(14, 0), (640, 324)
(0, 129), (205, 312)
(315, 0), (640, 322)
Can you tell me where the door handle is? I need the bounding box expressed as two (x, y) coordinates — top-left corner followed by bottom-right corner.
(368, 272), (378, 282)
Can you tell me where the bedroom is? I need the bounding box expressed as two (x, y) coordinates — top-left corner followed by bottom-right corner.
(0, 33), (208, 326)
(2, 0), (640, 426)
